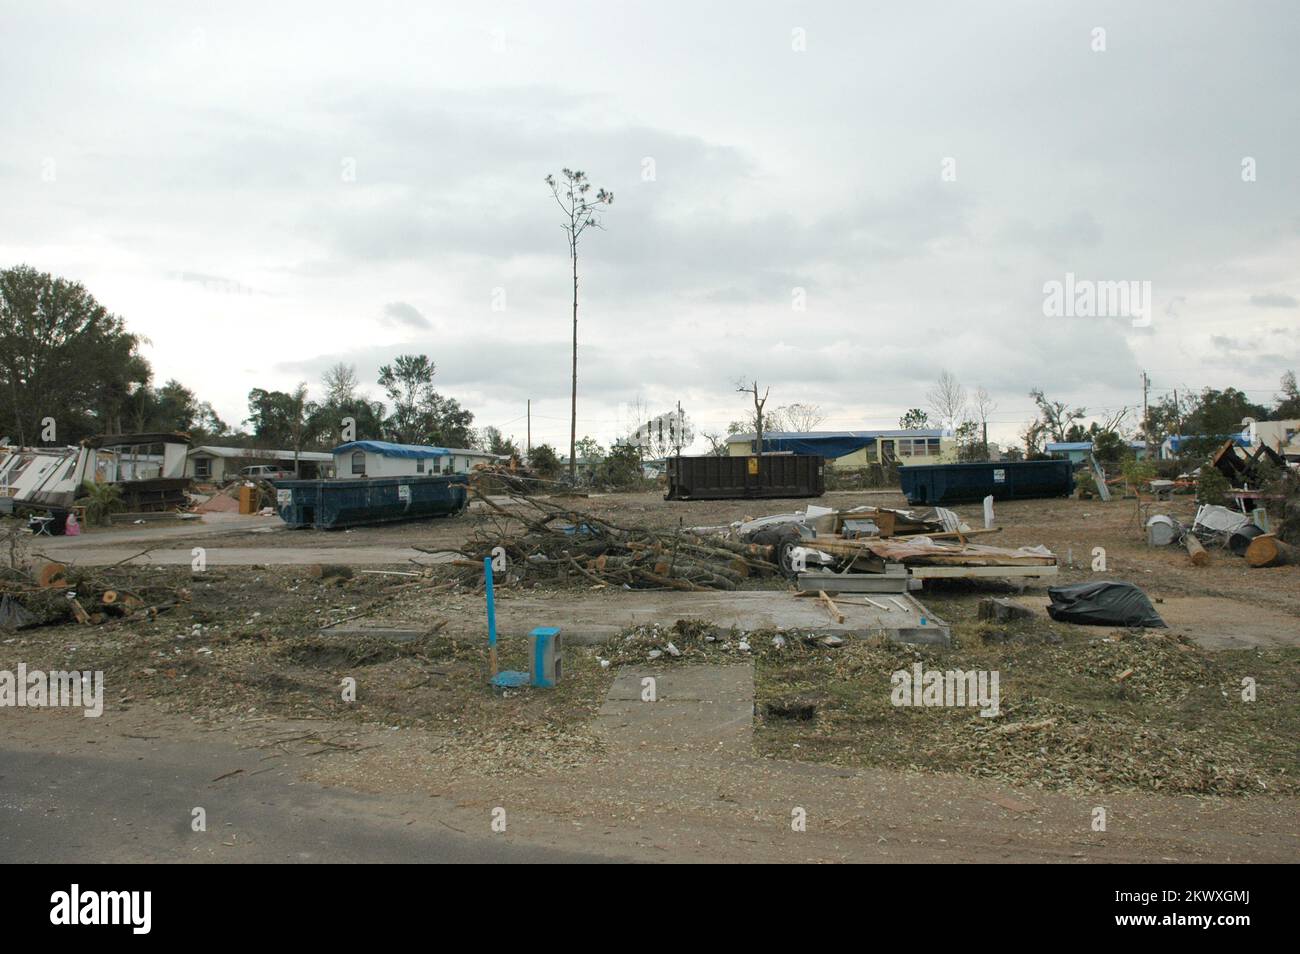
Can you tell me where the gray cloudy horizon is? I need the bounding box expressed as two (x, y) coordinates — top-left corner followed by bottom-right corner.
(2, 0), (1297, 450)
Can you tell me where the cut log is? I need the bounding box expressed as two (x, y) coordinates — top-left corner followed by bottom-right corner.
(36, 562), (68, 587)
(68, 597), (91, 625)
(1244, 533), (1299, 568)
(1184, 534), (1209, 567)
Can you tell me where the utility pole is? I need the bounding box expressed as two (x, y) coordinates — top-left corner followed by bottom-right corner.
(675, 401), (684, 456)
(526, 399), (531, 458)
(1141, 371), (1150, 452)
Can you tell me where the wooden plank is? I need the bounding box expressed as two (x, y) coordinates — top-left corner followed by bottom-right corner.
(817, 590), (845, 623)
(908, 565), (1059, 579)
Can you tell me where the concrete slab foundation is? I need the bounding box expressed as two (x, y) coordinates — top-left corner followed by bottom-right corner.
(326, 589), (951, 647)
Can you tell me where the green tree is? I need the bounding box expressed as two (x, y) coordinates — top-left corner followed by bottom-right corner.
(378, 354), (435, 443)
(0, 265), (150, 443)
(898, 408), (930, 429)
(597, 442), (643, 489)
(244, 388), (307, 447)
(529, 443), (561, 478)
(377, 354), (474, 446)
(1092, 429), (1127, 463)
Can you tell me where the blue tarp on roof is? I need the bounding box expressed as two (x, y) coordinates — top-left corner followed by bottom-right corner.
(730, 429), (945, 459)
(758, 434), (876, 457)
(332, 440), (450, 459)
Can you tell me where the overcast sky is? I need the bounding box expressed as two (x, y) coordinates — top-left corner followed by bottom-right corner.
(2, 1), (1297, 450)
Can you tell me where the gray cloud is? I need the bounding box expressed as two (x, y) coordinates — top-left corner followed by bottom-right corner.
(382, 301), (431, 329)
(1250, 292), (1298, 308)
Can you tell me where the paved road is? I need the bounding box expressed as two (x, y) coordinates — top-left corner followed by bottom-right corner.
(0, 739), (608, 864)
(29, 545), (457, 566)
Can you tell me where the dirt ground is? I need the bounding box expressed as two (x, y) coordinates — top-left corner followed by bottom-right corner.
(2, 489), (1297, 861)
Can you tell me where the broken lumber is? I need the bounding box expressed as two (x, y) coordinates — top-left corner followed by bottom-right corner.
(1244, 533), (1298, 568)
(817, 590), (844, 623)
(1184, 534), (1209, 567)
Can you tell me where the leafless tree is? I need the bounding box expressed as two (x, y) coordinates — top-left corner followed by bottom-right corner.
(322, 363), (358, 405)
(927, 370), (967, 429)
(778, 402), (825, 432)
(972, 386), (996, 455)
(736, 379), (771, 453)
(546, 168), (614, 481)
(701, 431), (729, 457)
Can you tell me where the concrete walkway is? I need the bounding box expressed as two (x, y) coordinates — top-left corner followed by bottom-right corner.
(597, 664), (755, 755)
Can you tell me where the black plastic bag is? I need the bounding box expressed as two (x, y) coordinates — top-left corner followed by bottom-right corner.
(1046, 581), (1166, 628)
(0, 594), (38, 630)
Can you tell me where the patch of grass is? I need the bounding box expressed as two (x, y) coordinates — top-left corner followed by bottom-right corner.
(753, 628), (1299, 797)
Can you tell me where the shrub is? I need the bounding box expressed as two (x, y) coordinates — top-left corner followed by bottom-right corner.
(77, 481), (123, 527)
(1196, 467), (1230, 506)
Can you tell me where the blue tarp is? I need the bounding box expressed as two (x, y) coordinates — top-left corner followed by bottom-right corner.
(332, 440), (450, 459)
(758, 435), (875, 458)
(1166, 434), (1248, 453)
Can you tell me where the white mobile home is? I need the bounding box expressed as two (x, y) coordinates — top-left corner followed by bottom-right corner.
(333, 441), (501, 478)
(187, 446), (335, 482)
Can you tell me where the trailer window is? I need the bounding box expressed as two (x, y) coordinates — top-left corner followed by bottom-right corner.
(351, 452), (366, 475)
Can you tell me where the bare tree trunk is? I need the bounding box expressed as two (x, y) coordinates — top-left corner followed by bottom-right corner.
(569, 242), (578, 482)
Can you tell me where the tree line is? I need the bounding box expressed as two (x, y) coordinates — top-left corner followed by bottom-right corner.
(0, 265), (497, 452)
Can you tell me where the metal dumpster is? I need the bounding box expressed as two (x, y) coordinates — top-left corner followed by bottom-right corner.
(666, 454), (824, 500)
(273, 474), (468, 529)
(898, 460), (1074, 505)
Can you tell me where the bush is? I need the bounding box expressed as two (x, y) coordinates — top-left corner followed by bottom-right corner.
(1121, 457), (1157, 492)
(1196, 467), (1230, 506)
(76, 481), (123, 527)
(528, 444), (560, 480)
(596, 444), (646, 490)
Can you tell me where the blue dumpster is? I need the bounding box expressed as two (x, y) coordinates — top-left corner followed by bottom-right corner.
(273, 474), (469, 529)
(898, 460), (1074, 505)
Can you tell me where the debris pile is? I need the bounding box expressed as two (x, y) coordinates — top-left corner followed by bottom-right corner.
(723, 503), (1057, 586)
(454, 492), (781, 590)
(0, 560), (189, 629)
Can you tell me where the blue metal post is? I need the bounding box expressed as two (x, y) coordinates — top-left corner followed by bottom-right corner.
(485, 556), (498, 675)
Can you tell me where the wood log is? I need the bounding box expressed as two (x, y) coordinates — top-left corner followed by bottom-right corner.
(1244, 533), (1299, 568)
(68, 597), (91, 624)
(36, 562), (67, 588)
(1184, 533), (1209, 567)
